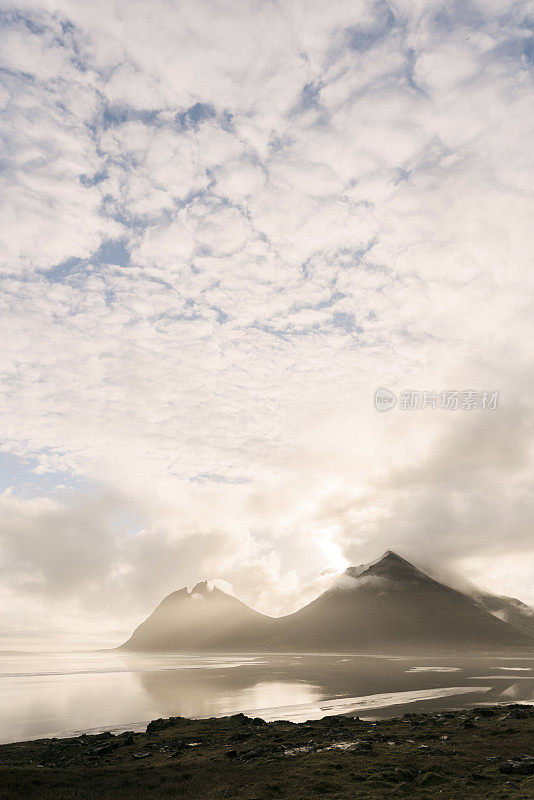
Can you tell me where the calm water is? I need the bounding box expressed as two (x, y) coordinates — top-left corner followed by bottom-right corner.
(1, 651), (533, 744)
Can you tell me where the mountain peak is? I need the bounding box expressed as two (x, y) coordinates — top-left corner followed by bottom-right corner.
(342, 550), (438, 588)
(377, 550), (419, 568)
(190, 580), (215, 596)
(380, 549), (404, 561)
(343, 549), (412, 579)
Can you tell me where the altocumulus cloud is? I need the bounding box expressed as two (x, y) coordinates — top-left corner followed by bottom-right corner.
(0, 0), (534, 645)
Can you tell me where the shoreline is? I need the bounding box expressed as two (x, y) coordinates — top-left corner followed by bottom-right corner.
(0, 704), (532, 799)
(0, 685), (502, 746)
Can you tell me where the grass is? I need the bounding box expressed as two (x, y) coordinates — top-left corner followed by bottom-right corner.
(0, 705), (533, 799)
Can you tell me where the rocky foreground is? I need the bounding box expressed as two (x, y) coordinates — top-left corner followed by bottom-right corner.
(0, 705), (533, 799)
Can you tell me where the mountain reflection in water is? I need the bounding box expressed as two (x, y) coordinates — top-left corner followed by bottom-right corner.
(1, 651), (533, 743)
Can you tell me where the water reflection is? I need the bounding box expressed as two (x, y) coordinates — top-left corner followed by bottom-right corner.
(501, 681), (534, 701)
(0, 651), (533, 743)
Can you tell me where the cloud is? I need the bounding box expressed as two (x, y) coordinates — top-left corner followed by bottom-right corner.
(0, 0), (534, 643)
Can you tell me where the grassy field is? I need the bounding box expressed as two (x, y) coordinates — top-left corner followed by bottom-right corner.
(0, 704), (533, 799)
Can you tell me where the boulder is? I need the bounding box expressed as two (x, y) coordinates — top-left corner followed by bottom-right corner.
(499, 756), (534, 775)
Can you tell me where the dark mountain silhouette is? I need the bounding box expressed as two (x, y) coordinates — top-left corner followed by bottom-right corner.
(121, 551), (534, 653)
(121, 580), (275, 651)
(268, 551), (532, 652)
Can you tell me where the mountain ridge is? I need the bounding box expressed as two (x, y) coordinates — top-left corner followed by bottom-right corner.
(121, 551), (534, 653)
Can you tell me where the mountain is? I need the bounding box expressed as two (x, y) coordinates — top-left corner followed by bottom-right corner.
(121, 552), (534, 653)
(121, 580), (275, 651)
(268, 551), (532, 652)
(472, 591), (534, 638)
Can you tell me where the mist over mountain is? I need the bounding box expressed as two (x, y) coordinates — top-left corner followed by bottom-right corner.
(121, 580), (275, 652)
(268, 551), (532, 652)
(121, 552), (534, 654)
(471, 590), (534, 638)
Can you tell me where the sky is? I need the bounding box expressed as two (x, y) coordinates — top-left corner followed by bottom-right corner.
(1, 0), (534, 648)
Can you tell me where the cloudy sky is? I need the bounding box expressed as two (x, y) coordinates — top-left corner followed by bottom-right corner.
(1, 0), (534, 648)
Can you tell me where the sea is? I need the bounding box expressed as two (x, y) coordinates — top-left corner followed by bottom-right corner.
(1, 650), (533, 744)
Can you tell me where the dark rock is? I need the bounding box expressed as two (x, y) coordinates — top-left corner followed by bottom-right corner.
(146, 716), (184, 733)
(499, 755), (534, 775)
(283, 745), (315, 756)
(320, 715), (347, 725)
(508, 707), (530, 719)
(91, 742), (119, 756)
(473, 706), (496, 717)
(229, 714), (251, 725)
(225, 749), (238, 759)
(325, 740), (372, 753)
(241, 749), (261, 760)
(145, 719), (164, 733)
